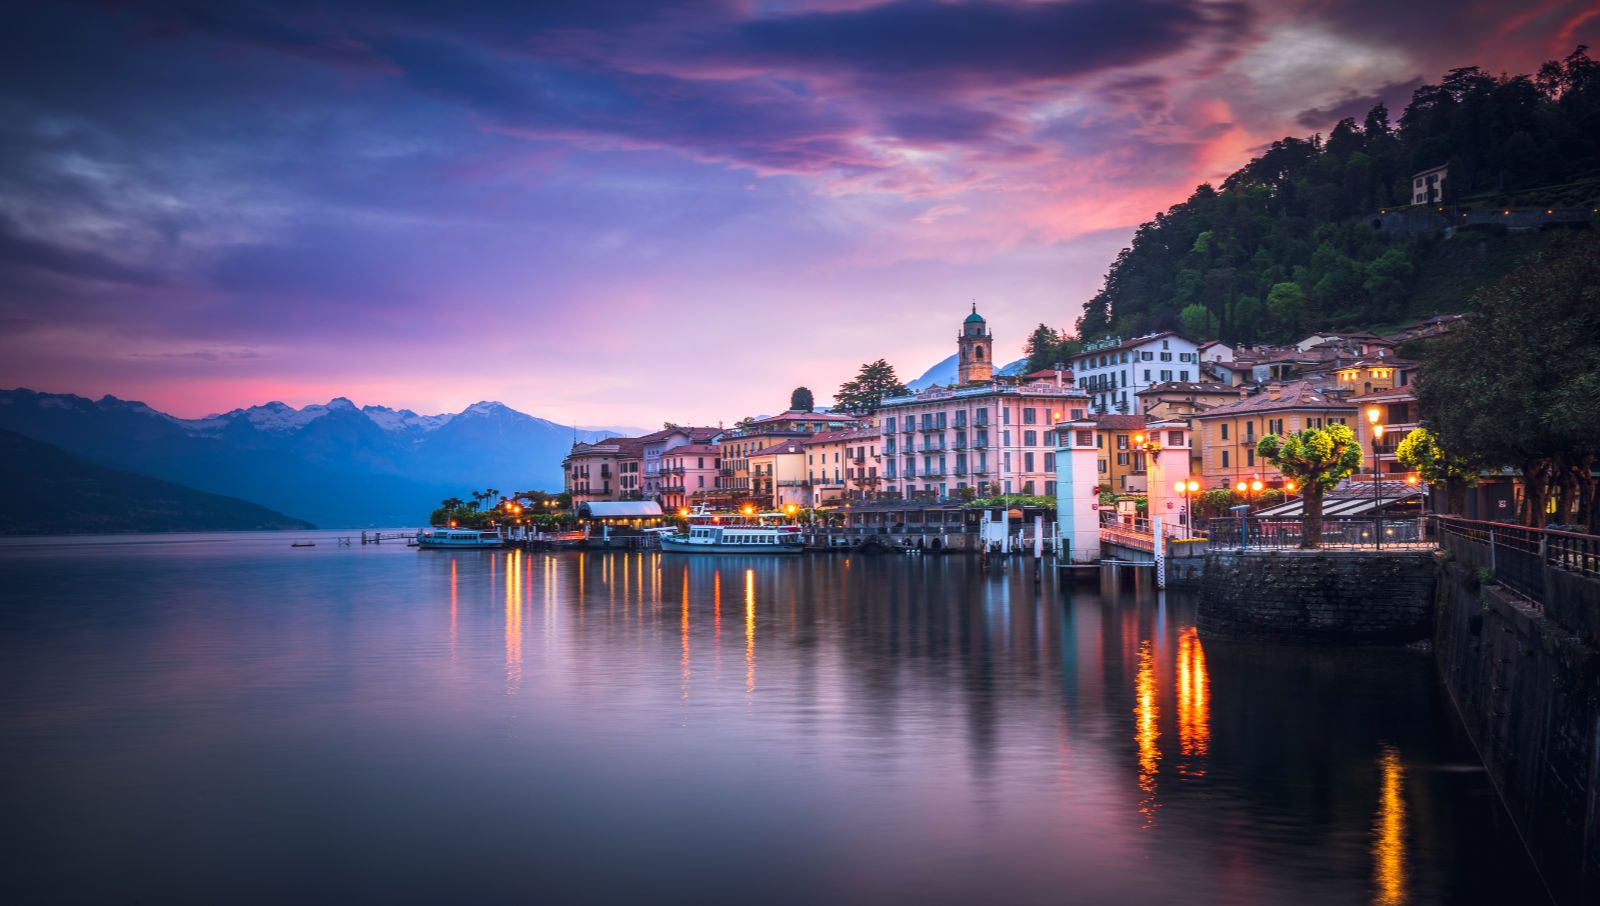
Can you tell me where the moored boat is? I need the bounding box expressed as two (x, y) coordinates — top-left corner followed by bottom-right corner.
(658, 508), (804, 554)
(415, 526), (505, 550)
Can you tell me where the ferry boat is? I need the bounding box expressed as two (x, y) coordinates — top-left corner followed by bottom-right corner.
(415, 526), (506, 550)
(658, 508), (804, 554)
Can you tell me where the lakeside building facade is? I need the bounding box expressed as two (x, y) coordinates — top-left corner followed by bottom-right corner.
(1093, 414), (1150, 493)
(1069, 331), (1202, 414)
(659, 442), (721, 513)
(803, 428), (875, 507)
(1191, 380), (1356, 490)
(715, 410), (865, 504)
(876, 310), (1089, 500)
(749, 440), (808, 510)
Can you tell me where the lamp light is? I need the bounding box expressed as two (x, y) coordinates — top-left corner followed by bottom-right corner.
(1366, 406), (1381, 424)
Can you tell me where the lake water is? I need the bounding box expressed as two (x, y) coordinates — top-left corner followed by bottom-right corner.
(0, 532), (1546, 904)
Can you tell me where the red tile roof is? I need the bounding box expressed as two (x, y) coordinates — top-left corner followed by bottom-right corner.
(1194, 380), (1356, 417)
(1093, 414), (1147, 430)
(750, 440), (806, 456)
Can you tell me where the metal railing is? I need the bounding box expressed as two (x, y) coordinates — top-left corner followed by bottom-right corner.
(1436, 516), (1600, 603)
(1205, 516), (1431, 550)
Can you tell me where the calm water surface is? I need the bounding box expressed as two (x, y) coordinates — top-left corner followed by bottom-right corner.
(0, 532), (1544, 904)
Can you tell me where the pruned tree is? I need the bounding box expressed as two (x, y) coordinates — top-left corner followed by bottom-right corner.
(1256, 424), (1362, 547)
(1395, 427), (1482, 515)
(834, 359), (909, 415)
(789, 387), (814, 412)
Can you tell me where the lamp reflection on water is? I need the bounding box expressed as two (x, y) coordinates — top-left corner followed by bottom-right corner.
(1372, 745), (1409, 905)
(745, 568), (756, 695)
(1135, 639), (1160, 827)
(505, 550), (523, 694)
(681, 571), (691, 699)
(1176, 626), (1210, 772)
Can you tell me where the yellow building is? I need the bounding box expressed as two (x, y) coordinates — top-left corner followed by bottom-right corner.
(1094, 415), (1149, 493)
(748, 439), (809, 510)
(1330, 359), (1412, 396)
(1192, 381), (1356, 490)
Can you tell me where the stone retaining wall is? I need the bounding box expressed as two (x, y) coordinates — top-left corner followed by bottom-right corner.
(1197, 550), (1436, 644)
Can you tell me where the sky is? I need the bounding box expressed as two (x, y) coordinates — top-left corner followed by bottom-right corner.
(1, 1), (1593, 427)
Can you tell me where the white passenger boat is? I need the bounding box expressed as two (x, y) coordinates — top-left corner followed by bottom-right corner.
(658, 508), (804, 554)
(415, 526), (506, 550)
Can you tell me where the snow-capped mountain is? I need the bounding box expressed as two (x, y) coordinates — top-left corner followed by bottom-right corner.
(0, 389), (639, 528)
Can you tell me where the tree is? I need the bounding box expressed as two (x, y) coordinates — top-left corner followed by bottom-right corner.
(1265, 282), (1305, 338)
(1256, 424), (1363, 547)
(835, 359), (909, 414)
(789, 387), (814, 412)
(1395, 427), (1480, 516)
(1417, 232), (1600, 528)
(1179, 303), (1218, 339)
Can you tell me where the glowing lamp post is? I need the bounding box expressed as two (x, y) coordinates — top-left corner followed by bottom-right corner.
(1172, 478), (1199, 529)
(1367, 406), (1384, 550)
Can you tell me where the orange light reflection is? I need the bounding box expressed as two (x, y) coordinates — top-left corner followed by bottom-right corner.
(1135, 639), (1160, 827)
(1372, 745), (1408, 906)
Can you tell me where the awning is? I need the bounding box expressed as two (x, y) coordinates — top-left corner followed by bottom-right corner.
(579, 501), (664, 518)
(1254, 492), (1419, 518)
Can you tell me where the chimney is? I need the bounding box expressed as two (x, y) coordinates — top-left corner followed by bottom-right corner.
(1267, 383), (1282, 401)
(1053, 362), (1064, 387)
(1238, 385), (1250, 400)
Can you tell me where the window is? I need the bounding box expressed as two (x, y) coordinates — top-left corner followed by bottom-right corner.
(1117, 452), (1129, 466)
(1098, 459), (1108, 473)
(1141, 351), (1153, 361)
(1024, 430), (1037, 446)
(1045, 480), (1056, 495)
(1117, 435), (1128, 450)
(1144, 369), (1151, 381)
(1222, 450), (1230, 467)
(1179, 370), (1189, 381)
(1168, 431), (1183, 446)
(1003, 408), (1011, 424)
(1075, 430), (1093, 446)
(1220, 423), (1229, 440)
(884, 416), (896, 432)
(1160, 370), (1171, 381)
(1023, 408), (1037, 425)
(1246, 448), (1255, 467)
(1044, 452), (1054, 471)
(1024, 452), (1034, 472)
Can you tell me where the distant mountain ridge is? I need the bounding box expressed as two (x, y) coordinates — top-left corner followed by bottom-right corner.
(0, 429), (314, 535)
(905, 354), (1028, 391)
(0, 389), (640, 529)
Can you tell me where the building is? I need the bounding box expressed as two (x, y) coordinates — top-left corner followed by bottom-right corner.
(748, 439), (809, 509)
(1191, 381), (1357, 490)
(803, 428), (873, 507)
(1093, 414), (1150, 493)
(564, 436), (645, 508)
(842, 428), (882, 500)
(638, 426), (720, 502)
(1350, 386), (1420, 479)
(1411, 164), (1447, 205)
(957, 304), (994, 384)
(660, 443), (721, 513)
(715, 410), (863, 505)
(1069, 332), (1202, 414)
(1328, 357), (1413, 396)
(876, 311), (1089, 500)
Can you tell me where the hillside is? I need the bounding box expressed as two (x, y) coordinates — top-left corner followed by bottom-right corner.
(0, 391), (627, 528)
(1076, 47), (1600, 343)
(0, 430), (314, 535)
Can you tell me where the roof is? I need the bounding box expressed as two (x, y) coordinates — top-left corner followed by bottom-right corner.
(1254, 481), (1421, 517)
(579, 501), (664, 518)
(749, 440), (806, 457)
(1193, 380), (1356, 418)
(748, 410), (857, 424)
(802, 428), (874, 445)
(1197, 340), (1229, 350)
(1072, 331), (1196, 359)
(1022, 368), (1070, 380)
(965, 304), (985, 323)
(666, 443), (720, 454)
(1347, 386), (1416, 403)
(1093, 414), (1147, 430)
(1136, 381), (1239, 396)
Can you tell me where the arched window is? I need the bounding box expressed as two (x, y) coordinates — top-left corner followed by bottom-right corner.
(975, 346), (985, 361)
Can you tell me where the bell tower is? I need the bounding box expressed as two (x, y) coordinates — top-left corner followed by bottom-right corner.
(957, 303), (994, 384)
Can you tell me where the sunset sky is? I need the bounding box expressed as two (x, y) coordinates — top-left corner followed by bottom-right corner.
(2, 0), (1593, 426)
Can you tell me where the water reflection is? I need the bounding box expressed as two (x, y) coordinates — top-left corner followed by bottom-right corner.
(1134, 638), (1160, 827)
(0, 542), (1544, 906)
(1176, 626), (1210, 773)
(1373, 745), (1409, 906)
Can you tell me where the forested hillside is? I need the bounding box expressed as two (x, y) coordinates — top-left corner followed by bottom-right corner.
(1076, 47), (1600, 344)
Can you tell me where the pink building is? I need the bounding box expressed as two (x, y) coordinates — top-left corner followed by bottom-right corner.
(660, 443), (722, 513)
(877, 310), (1089, 499)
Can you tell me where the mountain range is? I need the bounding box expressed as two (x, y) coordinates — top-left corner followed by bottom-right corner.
(0, 389), (639, 529)
(904, 354), (1027, 391)
(0, 429), (314, 535)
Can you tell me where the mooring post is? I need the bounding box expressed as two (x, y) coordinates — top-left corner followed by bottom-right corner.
(1153, 515), (1166, 590)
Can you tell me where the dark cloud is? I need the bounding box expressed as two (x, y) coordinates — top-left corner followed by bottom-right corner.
(0, 218), (167, 287)
(1293, 78), (1424, 130)
(720, 0), (1252, 89)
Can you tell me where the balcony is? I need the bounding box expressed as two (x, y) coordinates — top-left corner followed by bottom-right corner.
(973, 439), (989, 449)
(951, 439), (967, 450)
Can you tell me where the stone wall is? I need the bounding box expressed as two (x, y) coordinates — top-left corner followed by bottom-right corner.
(1197, 550), (1436, 644)
(1435, 560), (1600, 904)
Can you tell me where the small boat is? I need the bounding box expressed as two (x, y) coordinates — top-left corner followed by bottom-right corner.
(415, 527), (506, 550)
(658, 507), (804, 555)
(291, 542), (316, 548)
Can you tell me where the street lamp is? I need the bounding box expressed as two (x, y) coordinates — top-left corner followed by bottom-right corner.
(1368, 405), (1385, 550)
(1173, 478), (1199, 529)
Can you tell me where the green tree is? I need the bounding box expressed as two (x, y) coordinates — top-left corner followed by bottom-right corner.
(834, 359), (909, 415)
(1265, 282), (1305, 338)
(1395, 427), (1481, 515)
(1256, 424), (1363, 547)
(1417, 232), (1600, 527)
(1179, 303), (1218, 339)
(789, 387), (814, 412)
(1023, 324), (1063, 373)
